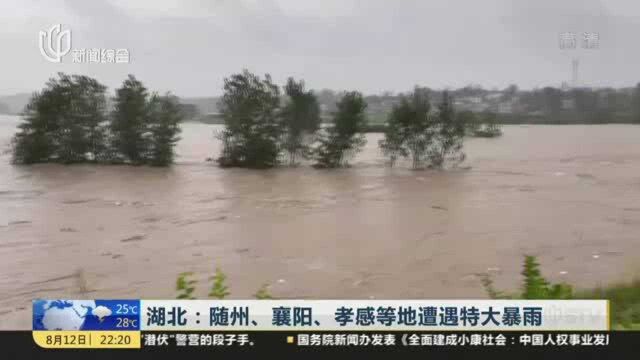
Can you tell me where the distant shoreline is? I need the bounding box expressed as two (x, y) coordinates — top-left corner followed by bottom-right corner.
(185, 118), (640, 133)
(5, 113), (639, 134)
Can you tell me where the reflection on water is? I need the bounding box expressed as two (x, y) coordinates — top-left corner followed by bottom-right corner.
(1, 115), (640, 328)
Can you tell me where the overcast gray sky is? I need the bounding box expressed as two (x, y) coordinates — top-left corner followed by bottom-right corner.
(1, 0), (640, 96)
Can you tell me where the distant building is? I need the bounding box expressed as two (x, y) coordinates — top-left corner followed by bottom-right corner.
(453, 96), (489, 112)
(561, 99), (575, 110)
(497, 102), (513, 114)
(467, 96), (482, 104)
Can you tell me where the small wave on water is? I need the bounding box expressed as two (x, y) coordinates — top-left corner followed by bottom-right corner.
(0, 190), (44, 200)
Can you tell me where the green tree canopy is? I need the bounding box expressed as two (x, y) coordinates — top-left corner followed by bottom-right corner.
(379, 87), (433, 169)
(633, 83), (640, 123)
(110, 75), (151, 164)
(13, 73), (182, 167)
(380, 89), (465, 169)
(147, 94), (183, 166)
(12, 73), (108, 164)
(313, 91), (367, 168)
(428, 91), (465, 167)
(281, 77), (321, 165)
(217, 70), (283, 168)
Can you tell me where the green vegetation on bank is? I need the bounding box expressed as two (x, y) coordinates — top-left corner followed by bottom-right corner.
(578, 281), (640, 330)
(208, 268), (231, 299)
(11, 73), (183, 166)
(177, 256), (640, 330)
(176, 268), (273, 300)
(482, 255), (640, 330)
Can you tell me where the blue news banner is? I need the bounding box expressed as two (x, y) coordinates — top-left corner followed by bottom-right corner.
(32, 299), (608, 332)
(28, 299), (624, 352)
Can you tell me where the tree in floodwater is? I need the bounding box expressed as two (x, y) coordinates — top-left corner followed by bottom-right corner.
(281, 77), (321, 165)
(457, 110), (480, 136)
(473, 111), (502, 137)
(633, 83), (640, 124)
(12, 73), (182, 167)
(379, 87), (436, 169)
(542, 86), (563, 117)
(380, 89), (465, 169)
(147, 93), (183, 166)
(458, 110), (502, 138)
(110, 75), (151, 164)
(313, 91), (367, 168)
(378, 118), (406, 167)
(428, 91), (465, 168)
(217, 70), (282, 168)
(12, 73), (108, 164)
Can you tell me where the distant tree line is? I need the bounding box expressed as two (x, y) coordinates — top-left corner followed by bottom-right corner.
(436, 84), (640, 125)
(0, 101), (10, 115)
(11, 73), (183, 166)
(501, 84), (640, 124)
(320, 83), (640, 126)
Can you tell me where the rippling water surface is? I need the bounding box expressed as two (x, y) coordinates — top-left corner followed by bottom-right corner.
(1, 114), (639, 328)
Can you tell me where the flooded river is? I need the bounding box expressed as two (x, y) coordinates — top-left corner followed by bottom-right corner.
(1, 114), (639, 329)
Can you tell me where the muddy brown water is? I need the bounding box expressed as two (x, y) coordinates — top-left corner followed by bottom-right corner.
(1, 115), (639, 329)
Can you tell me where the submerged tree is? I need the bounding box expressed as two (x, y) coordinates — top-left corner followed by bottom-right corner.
(313, 91), (367, 168)
(217, 70), (282, 168)
(428, 91), (465, 168)
(12, 92), (57, 164)
(380, 89), (465, 169)
(633, 83), (640, 124)
(147, 94), (183, 166)
(12, 73), (108, 164)
(110, 75), (151, 164)
(473, 111), (502, 137)
(457, 110), (479, 136)
(13, 73), (182, 167)
(379, 87), (434, 169)
(281, 77), (321, 165)
(378, 118), (406, 167)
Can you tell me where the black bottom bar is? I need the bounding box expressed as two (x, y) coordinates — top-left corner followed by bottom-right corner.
(6, 331), (639, 359)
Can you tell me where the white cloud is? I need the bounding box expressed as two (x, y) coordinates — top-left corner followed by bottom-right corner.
(93, 306), (112, 322)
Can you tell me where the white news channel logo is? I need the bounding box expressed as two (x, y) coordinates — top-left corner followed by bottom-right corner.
(39, 24), (130, 64)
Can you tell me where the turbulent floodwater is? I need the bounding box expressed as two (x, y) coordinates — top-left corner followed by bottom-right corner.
(1, 114), (640, 329)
